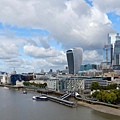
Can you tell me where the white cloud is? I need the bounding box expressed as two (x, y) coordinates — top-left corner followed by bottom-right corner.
(0, 0), (114, 50)
(23, 45), (67, 71)
(0, 43), (20, 59)
(92, 0), (120, 15)
(0, 0), (119, 73)
(24, 45), (64, 58)
(83, 50), (103, 64)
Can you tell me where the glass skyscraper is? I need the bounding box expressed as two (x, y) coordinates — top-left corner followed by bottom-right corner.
(114, 35), (120, 65)
(103, 44), (113, 63)
(103, 33), (120, 64)
(66, 48), (83, 74)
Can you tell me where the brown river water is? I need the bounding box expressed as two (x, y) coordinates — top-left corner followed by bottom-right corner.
(0, 87), (120, 120)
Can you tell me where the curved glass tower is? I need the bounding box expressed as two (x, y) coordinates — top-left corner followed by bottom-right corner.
(66, 48), (83, 74)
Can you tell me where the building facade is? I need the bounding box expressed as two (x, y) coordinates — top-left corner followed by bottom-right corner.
(103, 33), (120, 63)
(83, 79), (108, 90)
(66, 48), (83, 74)
(0, 72), (10, 84)
(10, 74), (27, 85)
(80, 64), (98, 71)
(114, 35), (120, 65)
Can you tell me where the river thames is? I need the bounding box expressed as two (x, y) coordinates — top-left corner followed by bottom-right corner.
(0, 87), (120, 120)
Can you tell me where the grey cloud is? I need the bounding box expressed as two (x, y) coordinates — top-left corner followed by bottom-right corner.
(92, 0), (120, 15)
(0, 0), (114, 51)
(71, 0), (91, 17)
(27, 39), (38, 46)
(40, 39), (50, 49)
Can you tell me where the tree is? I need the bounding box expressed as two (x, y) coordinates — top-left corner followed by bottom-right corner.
(23, 81), (47, 88)
(105, 92), (117, 103)
(112, 90), (120, 104)
(96, 90), (117, 103)
(90, 82), (100, 91)
(96, 91), (102, 101)
(23, 82), (30, 86)
(92, 91), (99, 98)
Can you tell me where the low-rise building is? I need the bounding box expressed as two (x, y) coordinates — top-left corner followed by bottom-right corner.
(29, 80), (45, 84)
(83, 79), (108, 90)
(80, 64), (98, 71)
(46, 78), (59, 90)
(0, 72), (10, 84)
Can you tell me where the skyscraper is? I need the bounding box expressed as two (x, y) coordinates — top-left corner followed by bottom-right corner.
(114, 35), (120, 65)
(103, 33), (119, 64)
(103, 44), (113, 63)
(66, 47), (83, 74)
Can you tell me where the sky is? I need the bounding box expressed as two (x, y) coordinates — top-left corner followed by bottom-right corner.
(0, 0), (120, 73)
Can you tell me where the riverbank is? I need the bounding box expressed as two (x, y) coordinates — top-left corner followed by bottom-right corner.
(77, 101), (120, 117)
(1, 85), (120, 116)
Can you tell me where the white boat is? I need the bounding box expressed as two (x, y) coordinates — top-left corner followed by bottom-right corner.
(32, 95), (48, 101)
(4, 86), (9, 89)
(23, 90), (27, 94)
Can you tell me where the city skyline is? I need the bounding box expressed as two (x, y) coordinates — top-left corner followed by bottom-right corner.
(0, 0), (120, 73)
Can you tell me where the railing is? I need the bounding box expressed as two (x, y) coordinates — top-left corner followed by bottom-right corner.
(44, 94), (76, 107)
(60, 93), (72, 99)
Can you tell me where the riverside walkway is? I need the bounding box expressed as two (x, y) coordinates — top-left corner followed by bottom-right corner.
(75, 96), (120, 109)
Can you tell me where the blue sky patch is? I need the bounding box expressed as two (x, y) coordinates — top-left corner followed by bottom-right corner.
(49, 40), (62, 50)
(0, 23), (4, 29)
(0, 22), (49, 37)
(107, 12), (120, 33)
(85, 0), (93, 6)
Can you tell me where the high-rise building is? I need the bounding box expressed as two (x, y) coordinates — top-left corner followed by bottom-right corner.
(103, 33), (120, 64)
(114, 35), (120, 65)
(66, 47), (83, 74)
(108, 33), (119, 48)
(103, 44), (113, 63)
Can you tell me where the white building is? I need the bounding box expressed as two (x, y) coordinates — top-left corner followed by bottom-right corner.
(0, 73), (11, 84)
(29, 80), (45, 84)
(46, 78), (58, 90)
(108, 33), (119, 50)
(16, 80), (24, 86)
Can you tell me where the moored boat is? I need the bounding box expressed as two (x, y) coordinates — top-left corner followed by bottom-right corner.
(23, 90), (27, 94)
(4, 86), (9, 89)
(32, 95), (48, 101)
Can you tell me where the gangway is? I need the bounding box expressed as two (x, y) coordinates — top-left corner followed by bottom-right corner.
(60, 93), (72, 100)
(44, 94), (76, 107)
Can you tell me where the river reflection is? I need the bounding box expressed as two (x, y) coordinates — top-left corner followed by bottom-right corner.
(0, 87), (120, 120)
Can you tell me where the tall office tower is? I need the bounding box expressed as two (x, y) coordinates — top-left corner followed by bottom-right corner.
(66, 47), (83, 74)
(103, 44), (113, 63)
(103, 33), (119, 64)
(114, 35), (120, 65)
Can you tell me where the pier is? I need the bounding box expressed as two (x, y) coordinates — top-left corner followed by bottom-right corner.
(44, 94), (77, 107)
